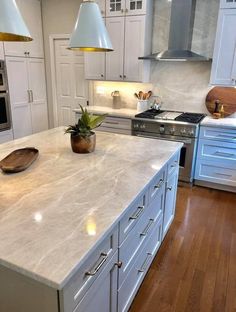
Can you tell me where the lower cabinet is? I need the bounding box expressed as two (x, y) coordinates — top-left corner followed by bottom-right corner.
(73, 251), (118, 312)
(195, 126), (236, 192)
(0, 129), (13, 144)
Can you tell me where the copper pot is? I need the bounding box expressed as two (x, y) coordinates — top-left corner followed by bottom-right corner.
(71, 132), (96, 153)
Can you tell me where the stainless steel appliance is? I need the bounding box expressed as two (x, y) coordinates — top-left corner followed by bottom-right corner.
(0, 61), (11, 131)
(132, 109), (206, 183)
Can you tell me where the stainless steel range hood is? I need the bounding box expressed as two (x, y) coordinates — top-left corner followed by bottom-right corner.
(139, 0), (210, 62)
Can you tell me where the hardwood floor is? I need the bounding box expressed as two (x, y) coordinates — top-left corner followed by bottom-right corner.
(129, 185), (236, 312)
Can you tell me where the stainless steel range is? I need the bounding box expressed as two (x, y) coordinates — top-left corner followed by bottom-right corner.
(132, 109), (206, 183)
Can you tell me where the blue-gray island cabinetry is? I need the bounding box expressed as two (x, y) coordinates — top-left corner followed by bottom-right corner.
(0, 128), (182, 312)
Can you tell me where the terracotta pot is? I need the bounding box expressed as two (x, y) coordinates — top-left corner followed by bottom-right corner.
(70, 132), (96, 154)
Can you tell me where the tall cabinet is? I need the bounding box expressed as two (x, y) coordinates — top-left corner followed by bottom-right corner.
(4, 0), (48, 139)
(210, 0), (236, 86)
(85, 0), (153, 82)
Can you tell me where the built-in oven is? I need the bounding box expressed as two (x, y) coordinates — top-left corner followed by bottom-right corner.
(0, 93), (11, 131)
(0, 61), (7, 92)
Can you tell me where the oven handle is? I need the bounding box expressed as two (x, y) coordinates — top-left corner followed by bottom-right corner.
(135, 134), (193, 145)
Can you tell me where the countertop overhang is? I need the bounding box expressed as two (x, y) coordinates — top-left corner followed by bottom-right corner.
(0, 128), (182, 289)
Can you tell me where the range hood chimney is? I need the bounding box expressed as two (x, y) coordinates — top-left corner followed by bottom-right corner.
(139, 0), (210, 62)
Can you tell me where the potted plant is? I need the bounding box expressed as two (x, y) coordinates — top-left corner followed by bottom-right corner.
(65, 106), (107, 153)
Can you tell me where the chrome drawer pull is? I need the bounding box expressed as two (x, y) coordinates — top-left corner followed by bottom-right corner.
(85, 253), (108, 276)
(214, 151), (235, 158)
(215, 172), (232, 178)
(154, 179), (164, 189)
(140, 219), (154, 237)
(129, 205), (144, 220)
(138, 253), (152, 273)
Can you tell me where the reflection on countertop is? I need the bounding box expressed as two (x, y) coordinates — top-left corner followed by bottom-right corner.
(201, 115), (236, 129)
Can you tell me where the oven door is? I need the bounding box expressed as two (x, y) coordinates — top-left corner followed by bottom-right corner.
(0, 71), (7, 92)
(0, 93), (11, 131)
(134, 133), (197, 182)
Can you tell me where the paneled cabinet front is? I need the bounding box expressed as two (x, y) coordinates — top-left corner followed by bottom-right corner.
(6, 57), (48, 139)
(210, 8), (236, 86)
(4, 0), (44, 58)
(0, 43), (4, 60)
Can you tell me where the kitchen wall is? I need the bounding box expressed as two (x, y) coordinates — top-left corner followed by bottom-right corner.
(41, 0), (82, 127)
(92, 0), (219, 113)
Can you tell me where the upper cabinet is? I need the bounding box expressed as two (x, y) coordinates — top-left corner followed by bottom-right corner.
(106, 0), (148, 17)
(4, 0), (44, 58)
(220, 0), (236, 9)
(0, 43), (4, 60)
(210, 8), (236, 86)
(85, 0), (153, 82)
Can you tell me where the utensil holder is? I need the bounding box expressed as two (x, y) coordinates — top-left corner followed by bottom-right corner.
(137, 100), (149, 112)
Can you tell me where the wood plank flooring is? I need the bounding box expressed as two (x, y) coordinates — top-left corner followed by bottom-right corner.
(129, 186), (236, 312)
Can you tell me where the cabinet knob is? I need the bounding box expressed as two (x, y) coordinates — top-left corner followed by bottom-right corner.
(101, 74), (104, 78)
(123, 75), (126, 79)
(125, 8), (128, 13)
(119, 75), (122, 78)
(167, 186), (172, 191)
(121, 9), (124, 13)
(115, 261), (123, 268)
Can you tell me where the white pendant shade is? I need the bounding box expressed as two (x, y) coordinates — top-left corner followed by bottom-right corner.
(69, 1), (113, 52)
(0, 0), (32, 42)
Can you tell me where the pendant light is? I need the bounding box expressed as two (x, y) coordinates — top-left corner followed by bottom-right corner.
(0, 0), (32, 42)
(68, 0), (113, 52)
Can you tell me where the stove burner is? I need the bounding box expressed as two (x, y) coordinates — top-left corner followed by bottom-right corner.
(175, 113), (206, 124)
(135, 109), (164, 119)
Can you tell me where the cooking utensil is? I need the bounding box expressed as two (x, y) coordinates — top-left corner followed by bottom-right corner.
(206, 87), (236, 117)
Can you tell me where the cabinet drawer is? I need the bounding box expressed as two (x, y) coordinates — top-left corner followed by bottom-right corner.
(101, 116), (131, 130)
(62, 228), (118, 312)
(195, 159), (236, 187)
(119, 184), (164, 286)
(200, 126), (236, 144)
(198, 139), (236, 162)
(118, 213), (163, 312)
(119, 191), (147, 244)
(96, 126), (131, 135)
(167, 153), (179, 179)
(148, 167), (165, 204)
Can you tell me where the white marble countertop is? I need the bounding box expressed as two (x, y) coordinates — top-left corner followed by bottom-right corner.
(0, 128), (182, 289)
(201, 116), (236, 129)
(74, 106), (137, 118)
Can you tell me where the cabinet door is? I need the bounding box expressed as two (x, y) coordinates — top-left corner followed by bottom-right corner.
(124, 15), (145, 82)
(163, 170), (178, 239)
(125, 0), (147, 15)
(210, 9), (236, 86)
(27, 58), (48, 133)
(220, 0), (236, 8)
(84, 52), (106, 80)
(95, 0), (106, 16)
(21, 0), (44, 58)
(4, 0), (44, 58)
(106, 0), (125, 17)
(73, 252), (118, 312)
(106, 17), (125, 81)
(6, 57), (32, 139)
(0, 43), (4, 60)
(0, 130), (13, 144)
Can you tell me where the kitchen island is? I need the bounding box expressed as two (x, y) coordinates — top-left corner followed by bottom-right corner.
(0, 128), (182, 312)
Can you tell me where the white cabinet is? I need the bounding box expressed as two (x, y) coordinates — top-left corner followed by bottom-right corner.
(84, 52), (106, 80)
(106, 0), (148, 17)
(73, 252), (118, 312)
(106, 17), (125, 81)
(195, 126), (236, 192)
(0, 43), (4, 60)
(6, 57), (48, 139)
(210, 9), (236, 86)
(220, 0), (236, 8)
(0, 129), (13, 144)
(4, 0), (44, 58)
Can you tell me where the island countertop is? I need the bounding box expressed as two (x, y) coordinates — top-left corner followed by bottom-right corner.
(0, 128), (182, 289)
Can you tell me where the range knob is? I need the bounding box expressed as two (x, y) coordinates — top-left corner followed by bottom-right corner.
(159, 125), (165, 134)
(169, 127), (175, 135)
(133, 123), (140, 129)
(188, 129), (195, 137)
(180, 128), (187, 135)
(140, 124), (146, 130)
